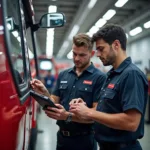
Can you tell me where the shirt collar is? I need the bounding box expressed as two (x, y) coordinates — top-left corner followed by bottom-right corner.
(107, 57), (132, 76)
(68, 62), (95, 74)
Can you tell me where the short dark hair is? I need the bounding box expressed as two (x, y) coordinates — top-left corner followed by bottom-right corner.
(73, 33), (93, 51)
(92, 24), (127, 50)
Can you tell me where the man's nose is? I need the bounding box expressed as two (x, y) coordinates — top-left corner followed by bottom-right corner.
(96, 51), (101, 57)
(74, 55), (80, 61)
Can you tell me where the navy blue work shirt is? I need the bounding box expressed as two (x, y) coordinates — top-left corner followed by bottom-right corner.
(95, 57), (148, 143)
(53, 63), (106, 132)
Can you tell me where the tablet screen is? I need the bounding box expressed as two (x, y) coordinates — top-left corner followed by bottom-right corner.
(30, 90), (57, 109)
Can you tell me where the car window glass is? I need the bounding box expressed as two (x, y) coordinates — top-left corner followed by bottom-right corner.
(6, 0), (25, 84)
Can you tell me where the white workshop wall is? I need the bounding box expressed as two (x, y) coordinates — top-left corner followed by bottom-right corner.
(127, 36), (150, 73)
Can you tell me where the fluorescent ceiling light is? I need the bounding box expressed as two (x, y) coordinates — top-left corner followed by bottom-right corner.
(62, 41), (69, 49)
(126, 33), (128, 38)
(143, 21), (150, 29)
(88, 0), (97, 9)
(68, 25), (79, 40)
(115, 0), (128, 8)
(67, 50), (73, 59)
(129, 27), (142, 36)
(46, 29), (54, 57)
(46, 5), (57, 57)
(86, 32), (93, 37)
(103, 9), (116, 20)
(48, 5), (57, 12)
(57, 41), (69, 58)
(89, 26), (99, 34)
(95, 18), (107, 28)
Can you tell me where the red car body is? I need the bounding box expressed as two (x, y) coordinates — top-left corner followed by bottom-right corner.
(0, 0), (65, 149)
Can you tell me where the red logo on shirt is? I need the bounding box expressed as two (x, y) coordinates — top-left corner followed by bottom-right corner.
(83, 80), (92, 85)
(108, 84), (115, 89)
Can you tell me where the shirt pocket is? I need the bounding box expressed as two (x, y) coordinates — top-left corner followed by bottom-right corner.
(101, 89), (121, 113)
(79, 86), (92, 93)
(59, 84), (68, 97)
(78, 86), (93, 107)
(103, 90), (116, 100)
(59, 84), (68, 90)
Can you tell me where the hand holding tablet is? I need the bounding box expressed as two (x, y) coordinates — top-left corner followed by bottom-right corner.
(30, 90), (58, 110)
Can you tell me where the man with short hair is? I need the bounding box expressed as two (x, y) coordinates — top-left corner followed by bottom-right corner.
(70, 24), (148, 150)
(31, 33), (106, 150)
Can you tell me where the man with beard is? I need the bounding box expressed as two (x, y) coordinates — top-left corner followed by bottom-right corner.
(70, 24), (148, 150)
(30, 33), (106, 150)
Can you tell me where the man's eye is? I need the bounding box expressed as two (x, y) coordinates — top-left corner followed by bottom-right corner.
(80, 54), (86, 57)
(98, 49), (103, 52)
(73, 53), (77, 56)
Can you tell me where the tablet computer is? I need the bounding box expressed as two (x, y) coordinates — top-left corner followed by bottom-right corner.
(30, 90), (58, 110)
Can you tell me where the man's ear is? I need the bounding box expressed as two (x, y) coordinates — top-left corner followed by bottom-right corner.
(91, 50), (95, 57)
(112, 40), (120, 51)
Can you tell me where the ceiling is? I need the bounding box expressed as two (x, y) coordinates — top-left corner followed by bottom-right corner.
(32, 0), (150, 58)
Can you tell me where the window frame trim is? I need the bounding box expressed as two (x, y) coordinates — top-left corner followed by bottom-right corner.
(2, 0), (31, 101)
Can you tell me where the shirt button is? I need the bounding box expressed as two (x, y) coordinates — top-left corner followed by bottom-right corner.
(105, 94), (107, 96)
(85, 88), (87, 90)
(73, 86), (75, 88)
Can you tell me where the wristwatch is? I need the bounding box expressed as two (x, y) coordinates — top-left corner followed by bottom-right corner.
(65, 113), (72, 123)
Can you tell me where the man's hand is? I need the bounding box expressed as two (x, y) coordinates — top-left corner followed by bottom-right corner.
(69, 103), (91, 120)
(30, 79), (50, 97)
(69, 98), (86, 105)
(45, 104), (68, 120)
